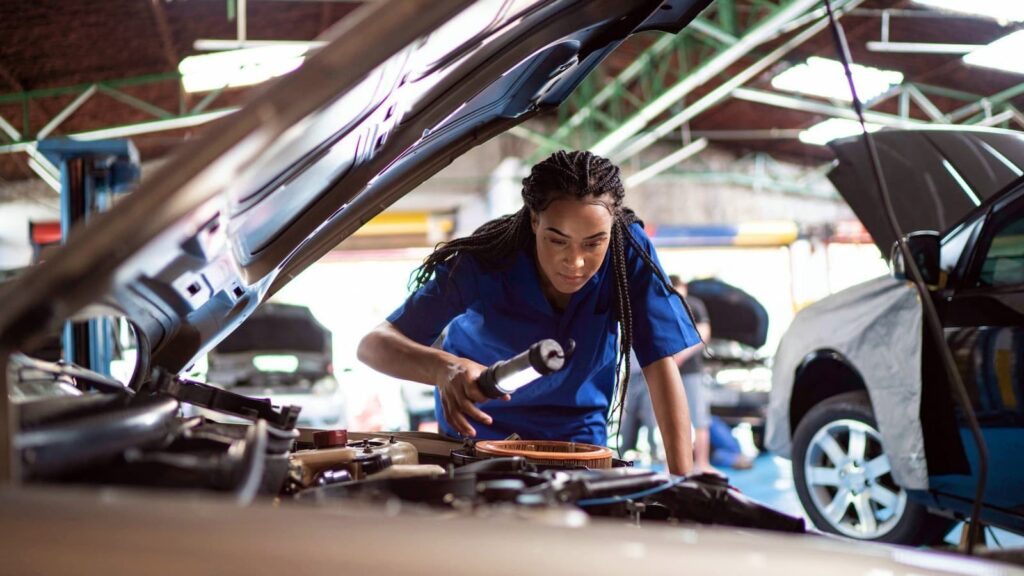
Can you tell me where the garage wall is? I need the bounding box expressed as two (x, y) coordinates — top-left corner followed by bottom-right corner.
(0, 200), (58, 269)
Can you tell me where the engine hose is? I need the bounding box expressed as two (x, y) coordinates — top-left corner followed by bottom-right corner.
(575, 474), (687, 507)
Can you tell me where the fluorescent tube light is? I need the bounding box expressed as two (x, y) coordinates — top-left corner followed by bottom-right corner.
(798, 118), (882, 146)
(963, 30), (1024, 75)
(771, 57), (904, 102)
(193, 39), (327, 51)
(178, 45), (308, 93)
(912, 0), (1024, 23)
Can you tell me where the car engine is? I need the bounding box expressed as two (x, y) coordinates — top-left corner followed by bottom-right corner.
(10, 353), (804, 534)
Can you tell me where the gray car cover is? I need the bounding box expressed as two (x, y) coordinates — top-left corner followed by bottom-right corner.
(766, 275), (928, 490)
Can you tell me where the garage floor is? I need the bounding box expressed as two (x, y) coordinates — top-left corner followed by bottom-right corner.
(726, 453), (804, 518)
(724, 454), (1024, 551)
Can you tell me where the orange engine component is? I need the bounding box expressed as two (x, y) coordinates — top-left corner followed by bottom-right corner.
(474, 440), (613, 469)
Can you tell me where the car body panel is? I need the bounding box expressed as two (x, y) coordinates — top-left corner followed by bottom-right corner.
(2, 486), (1020, 576)
(771, 128), (1024, 536)
(767, 275), (927, 488)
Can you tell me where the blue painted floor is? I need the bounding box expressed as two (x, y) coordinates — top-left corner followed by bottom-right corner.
(641, 450), (1024, 551)
(724, 453), (806, 520)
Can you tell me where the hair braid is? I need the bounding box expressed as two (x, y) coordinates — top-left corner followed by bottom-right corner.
(620, 224), (703, 341)
(610, 218), (634, 426)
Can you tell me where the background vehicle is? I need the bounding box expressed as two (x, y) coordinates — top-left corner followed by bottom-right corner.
(689, 278), (771, 447)
(768, 128), (1024, 545)
(204, 303), (347, 429)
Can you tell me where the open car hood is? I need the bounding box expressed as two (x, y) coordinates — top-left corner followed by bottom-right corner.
(686, 278), (768, 350)
(828, 127), (1024, 254)
(0, 0), (712, 376)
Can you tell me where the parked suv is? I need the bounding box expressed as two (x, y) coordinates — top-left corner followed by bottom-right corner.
(767, 128), (1024, 545)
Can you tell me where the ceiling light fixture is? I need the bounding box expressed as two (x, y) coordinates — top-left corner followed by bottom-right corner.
(963, 30), (1024, 75)
(193, 39), (327, 52)
(178, 45), (309, 93)
(798, 118), (882, 146)
(771, 56), (904, 102)
(912, 0), (1024, 23)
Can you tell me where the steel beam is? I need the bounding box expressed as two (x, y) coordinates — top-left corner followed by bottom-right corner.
(684, 128), (805, 140)
(0, 115), (19, 142)
(36, 85), (98, 139)
(191, 87), (225, 114)
(866, 41), (981, 54)
(0, 72), (180, 105)
(948, 82), (1024, 123)
(67, 108), (239, 141)
(905, 84), (947, 122)
(731, 87), (924, 126)
(24, 146), (60, 191)
(97, 85), (174, 119)
(146, 0), (181, 71)
(0, 108), (239, 153)
(690, 18), (738, 46)
(899, 90), (910, 119)
(547, 34), (680, 147)
(624, 138), (708, 187)
(654, 168), (837, 198)
(590, 0), (822, 158)
(717, 0), (737, 34)
(975, 109), (1017, 128)
(509, 125), (568, 152)
(911, 82), (979, 102)
(611, 0), (864, 162)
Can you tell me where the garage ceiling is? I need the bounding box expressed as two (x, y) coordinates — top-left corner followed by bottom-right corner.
(1, 0), (1023, 189)
(0, 0), (360, 185)
(526, 0), (1024, 166)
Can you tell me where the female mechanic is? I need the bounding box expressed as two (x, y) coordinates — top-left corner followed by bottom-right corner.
(357, 150), (700, 475)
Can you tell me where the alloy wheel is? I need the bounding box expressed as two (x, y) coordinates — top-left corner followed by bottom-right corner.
(802, 418), (907, 539)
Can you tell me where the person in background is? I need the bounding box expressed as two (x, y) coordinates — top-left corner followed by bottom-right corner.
(708, 415), (754, 470)
(670, 275), (717, 475)
(619, 275), (716, 475)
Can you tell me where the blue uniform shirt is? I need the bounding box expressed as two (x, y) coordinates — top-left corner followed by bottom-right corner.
(386, 222), (699, 445)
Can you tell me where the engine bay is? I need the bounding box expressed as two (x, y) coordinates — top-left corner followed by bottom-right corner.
(10, 353), (804, 534)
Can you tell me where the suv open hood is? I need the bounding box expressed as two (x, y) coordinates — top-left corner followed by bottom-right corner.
(0, 0), (711, 376)
(828, 127), (1024, 253)
(687, 278), (768, 350)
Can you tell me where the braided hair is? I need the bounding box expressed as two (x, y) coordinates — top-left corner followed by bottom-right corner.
(412, 150), (699, 439)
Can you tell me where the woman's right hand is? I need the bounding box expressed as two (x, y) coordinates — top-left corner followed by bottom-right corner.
(436, 356), (510, 437)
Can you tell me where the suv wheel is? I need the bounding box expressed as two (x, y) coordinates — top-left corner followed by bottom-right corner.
(792, 391), (952, 545)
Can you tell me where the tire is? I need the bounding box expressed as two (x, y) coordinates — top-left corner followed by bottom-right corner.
(791, 391), (953, 545)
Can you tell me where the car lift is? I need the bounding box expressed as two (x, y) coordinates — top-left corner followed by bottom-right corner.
(36, 138), (140, 377)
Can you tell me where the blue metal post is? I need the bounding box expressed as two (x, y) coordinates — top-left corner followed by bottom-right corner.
(38, 138), (140, 376)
